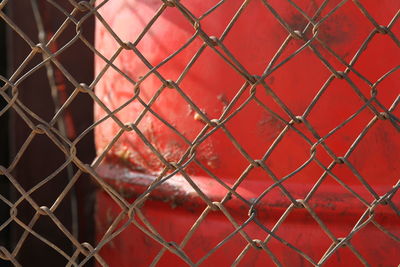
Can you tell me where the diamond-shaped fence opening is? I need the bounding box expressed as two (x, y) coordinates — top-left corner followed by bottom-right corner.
(0, 0), (399, 266)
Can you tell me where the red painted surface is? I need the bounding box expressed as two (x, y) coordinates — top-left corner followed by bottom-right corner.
(94, 0), (400, 266)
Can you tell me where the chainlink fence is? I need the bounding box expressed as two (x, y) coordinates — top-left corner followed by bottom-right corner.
(0, 0), (399, 266)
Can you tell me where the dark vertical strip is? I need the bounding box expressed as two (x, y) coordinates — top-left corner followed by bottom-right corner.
(7, 2), (95, 266)
(0, 4), (11, 267)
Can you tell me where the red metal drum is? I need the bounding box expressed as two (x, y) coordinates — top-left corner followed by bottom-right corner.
(94, 0), (399, 266)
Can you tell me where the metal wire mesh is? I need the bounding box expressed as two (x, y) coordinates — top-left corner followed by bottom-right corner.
(0, 0), (399, 266)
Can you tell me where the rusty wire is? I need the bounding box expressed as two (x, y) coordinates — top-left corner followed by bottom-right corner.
(0, 0), (399, 266)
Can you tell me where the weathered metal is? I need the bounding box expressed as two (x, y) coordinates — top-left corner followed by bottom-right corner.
(94, 0), (400, 265)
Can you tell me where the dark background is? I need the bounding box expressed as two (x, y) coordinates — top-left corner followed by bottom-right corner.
(0, 4), (11, 266)
(1, 2), (96, 266)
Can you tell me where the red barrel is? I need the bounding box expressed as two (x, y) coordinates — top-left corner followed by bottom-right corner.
(94, 0), (399, 266)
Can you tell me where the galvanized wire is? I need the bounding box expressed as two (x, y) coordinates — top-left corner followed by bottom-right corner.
(0, 0), (399, 266)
